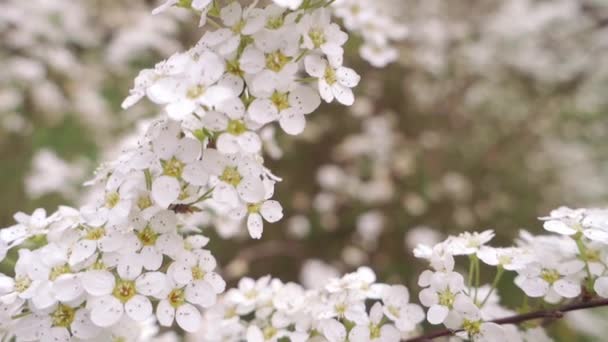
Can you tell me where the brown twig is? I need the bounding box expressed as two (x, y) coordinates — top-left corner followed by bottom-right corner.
(405, 298), (608, 342)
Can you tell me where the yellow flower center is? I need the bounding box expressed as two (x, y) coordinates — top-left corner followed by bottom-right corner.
(105, 192), (120, 208)
(270, 91), (290, 111)
(52, 304), (76, 328)
(85, 227), (105, 240)
(463, 319), (481, 336)
(187, 84), (205, 99)
(498, 255), (512, 265)
(265, 51), (292, 72)
(541, 269), (560, 285)
(220, 166), (242, 186)
(226, 59), (244, 77)
(232, 20), (245, 34)
(370, 323), (381, 339)
(324, 66), (337, 85)
(227, 119), (247, 135)
(162, 157), (185, 178)
(247, 203), (261, 214)
(192, 265), (205, 280)
(266, 16), (284, 30)
(438, 289), (455, 308)
(50, 264), (71, 280)
(263, 326), (278, 340)
(168, 288), (185, 308)
(137, 195), (153, 210)
(90, 260), (106, 270)
(14, 276), (32, 293)
(309, 28), (326, 48)
(137, 226), (158, 246)
(113, 280), (136, 303)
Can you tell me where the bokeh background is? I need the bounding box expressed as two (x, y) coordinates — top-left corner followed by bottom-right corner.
(2, 0), (608, 340)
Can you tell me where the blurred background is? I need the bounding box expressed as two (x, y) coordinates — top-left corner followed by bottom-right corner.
(2, 0), (608, 340)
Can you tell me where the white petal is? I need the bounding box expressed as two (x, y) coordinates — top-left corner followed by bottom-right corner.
(117, 254), (143, 280)
(240, 46), (265, 74)
(427, 304), (448, 325)
(71, 309), (101, 339)
(220, 1), (242, 26)
(90, 296), (124, 327)
(182, 161), (209, 186)
(237, 132), (262, 153)
(543, 220), (576, 235)
(583, 229), (608, 243)
(149, 210), (177, 234)
(185, 281), (216, 307)
(279, 110), (306, 135)
(289, 85), (321, 114)
(151, 176), (181, 209)
(176, 137), (201, 163)
(336, 67), (361, 87)
(332, 84), (355, 106)
(53, 274), (83, 302)
(217, 134), (241, 154)
(69, 240), (96, 266)
(260, 200), (283, 223)
(247, 98), (279, 124)
(247, 213), (264, 239)
(553, 279), (581, 298)
(237, 177), (265, 203)
(136, 272), (167, 296)
(594, 277), (608, 298)
(304, 54), (326, 78)
(140, 246), (163, 271)
(247, 325), (264, 342)
(176, 303), (202, 333)
(82, 270), (115, 296)
(157, 299), (175, 327)
(125, 295), (153, 321)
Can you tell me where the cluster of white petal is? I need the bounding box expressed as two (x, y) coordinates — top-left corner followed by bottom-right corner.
(0, 0), (361, 340)
(197, 267), (424, 342)
(411, 207), (608, 341)
(331, 0), (408, 67)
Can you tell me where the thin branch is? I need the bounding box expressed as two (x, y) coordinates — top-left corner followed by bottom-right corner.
(405, 297), (608, 342)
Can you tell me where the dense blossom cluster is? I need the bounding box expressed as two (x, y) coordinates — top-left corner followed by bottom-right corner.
(1, 0), (608, 341)
(197, 267), (424, 341)
(411, 206), (608, 341)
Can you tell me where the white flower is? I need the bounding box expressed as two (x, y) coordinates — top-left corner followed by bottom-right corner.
(298, 8), (348, 57)
(248, 85), (321, 135)
(381, 285), (424, 332)
(201, 98), (262, 154)
(229, 199), (283, 239)
(320, 319), (347, 342)
(202, 149), (266, 206)
(541, 207), (608, 243)
(167, 248), (226, 307)
(156, 284), (203, 333)
(349, 302), (400, 342)
(515, 259), (583, 301)
(88, 267), (165, 327)
(0, 208), (50, 245)
(418, 270), (465, 325)
(447, 230), (495, 256)
(477, 246), (533, 271)
(142, 50), (231, 120)
(304, 54), (360, 105)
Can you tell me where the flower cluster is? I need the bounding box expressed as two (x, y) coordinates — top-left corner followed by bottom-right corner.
(331, 0), (408, 67)
(0, 0), (362, 340)
(412, 207), (608, 341)
(197, 267), (424, 342)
